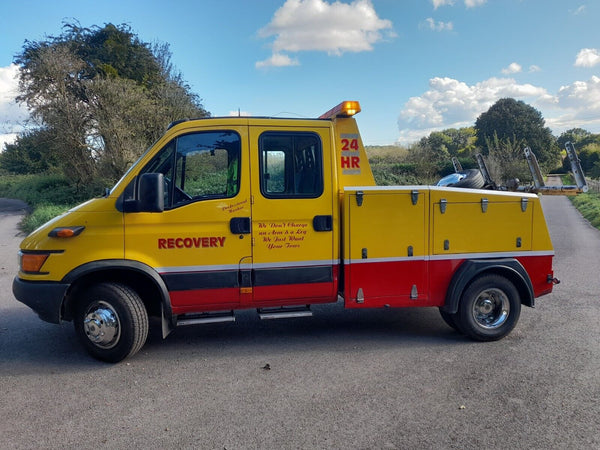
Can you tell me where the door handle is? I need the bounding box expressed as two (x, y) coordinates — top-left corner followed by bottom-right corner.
(230, 217), (251, 234)
(313, 215), (333, 232)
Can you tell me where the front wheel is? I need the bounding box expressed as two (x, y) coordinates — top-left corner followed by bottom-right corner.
(456, 274), (521, 341)
(74, 282), (149, 363)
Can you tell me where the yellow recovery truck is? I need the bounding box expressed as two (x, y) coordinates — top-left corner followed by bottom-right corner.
(13, 101), (557, 362)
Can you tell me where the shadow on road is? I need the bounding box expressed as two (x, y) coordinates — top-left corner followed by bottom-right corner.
(1, 303), (470, 372)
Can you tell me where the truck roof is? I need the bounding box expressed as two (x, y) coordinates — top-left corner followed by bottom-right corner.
(166, 101), (362, 130)
(166, 115), (332, 130)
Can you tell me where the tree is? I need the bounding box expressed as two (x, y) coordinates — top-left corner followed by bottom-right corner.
(484, 132), (531, 183)
(556, 129), (600, 173)
(0, 128), (60, 174)
(475, 98), (560, 170)
(406, 136), (451, 182)
(429, 127), (477, 157)
(557, 128), (596, 149)
(13, 22), (208, 182)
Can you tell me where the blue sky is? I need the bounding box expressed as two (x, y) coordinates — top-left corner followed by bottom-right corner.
(0, 0), (599, 149)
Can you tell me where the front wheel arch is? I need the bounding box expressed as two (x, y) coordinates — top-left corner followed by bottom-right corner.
(61, 260), (172, 326)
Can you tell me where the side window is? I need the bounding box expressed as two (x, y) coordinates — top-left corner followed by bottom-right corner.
(141, 130), (241, 209)
(259, 132), (323, 198)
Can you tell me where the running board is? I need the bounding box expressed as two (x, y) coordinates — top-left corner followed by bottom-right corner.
(176, 311), (235, 326)
(258, 305), (313, 320)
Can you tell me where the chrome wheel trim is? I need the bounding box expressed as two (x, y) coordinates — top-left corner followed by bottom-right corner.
(471, 288), (510, 329)
(82, 301), (121, 349)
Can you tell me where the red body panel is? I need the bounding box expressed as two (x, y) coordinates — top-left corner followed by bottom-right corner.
(166, 256), (553, 314)
(343, 255), (554, 309)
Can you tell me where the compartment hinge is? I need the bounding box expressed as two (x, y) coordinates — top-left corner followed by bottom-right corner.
(481, 198), (488, 213)
(356, 288), (364, 304)
(356, 191), (364, 206)
(410, 285), (418, 300)
(411, 190), (419, 205)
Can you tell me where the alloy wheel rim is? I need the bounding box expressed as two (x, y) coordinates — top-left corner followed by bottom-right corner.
(82, 301), (121, 349)
(471, 288), (510, 329)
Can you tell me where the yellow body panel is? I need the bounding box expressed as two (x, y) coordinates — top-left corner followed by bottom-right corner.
(331, 116), (376, 190)
(343, 187), (428, 260)
(429, 187), (553, 254)
(342, 186), (554, 261)
(123, 199), (251, 270)
(19, 198), (124, 281)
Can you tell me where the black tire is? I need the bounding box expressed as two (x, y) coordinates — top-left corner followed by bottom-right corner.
(456, 274), (521, 341)
(74, 282), (149, 363)
(439, 308), (463, 333)
(451, 169), (485, 189)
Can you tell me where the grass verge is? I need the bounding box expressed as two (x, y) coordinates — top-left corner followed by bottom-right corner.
(19, 204), (71, 234)
(570, 193), (600, 230)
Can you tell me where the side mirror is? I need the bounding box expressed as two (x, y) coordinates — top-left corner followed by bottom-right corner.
(138, 173), (165, 212)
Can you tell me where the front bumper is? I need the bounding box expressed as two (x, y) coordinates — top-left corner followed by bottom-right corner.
(12, 277), (69, 324)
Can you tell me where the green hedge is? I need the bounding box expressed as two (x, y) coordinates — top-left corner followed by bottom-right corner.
(571, 193), (600, 229)
(0, 174), (105, 234)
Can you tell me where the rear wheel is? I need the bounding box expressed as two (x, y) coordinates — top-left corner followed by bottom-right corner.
(74, 282), (148, 363)
(456, 274), (521, 341)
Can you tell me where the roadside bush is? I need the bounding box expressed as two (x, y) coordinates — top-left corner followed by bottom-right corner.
(0, 174), (107, 233)
(20, 204), (70, 234)
(571, 193), (600, 229)
(371, 162), (421, 186)
(0, 174), (105, 208)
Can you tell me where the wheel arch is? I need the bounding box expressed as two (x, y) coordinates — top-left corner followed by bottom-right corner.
(61, 260), (173, 337)
(442, 258), (534, 314)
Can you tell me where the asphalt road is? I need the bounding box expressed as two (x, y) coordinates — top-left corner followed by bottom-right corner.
(0, 195), (598, 449)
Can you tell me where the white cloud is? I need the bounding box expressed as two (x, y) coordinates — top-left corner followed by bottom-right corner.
(397, 75), (600, 144)
(544, 76), (600, 132)
(556, 76), (600, 111)
(256, 53), (300, 69)
(432, 0), (454, 9)
(257, 0), (393, 67)
(501, 62), (522, 74)
(397, 76), (554, 143)
(432, 0), (485, 8)
(421, 18), (453, 32)
(575, 48), (600, 68)
(228, 110), (252, 117)
(572, 5), (586, 15)
(0, 63), (29, 149)
(464, 0), (486, 7)
(529, 65), (541, 73)
(0, 132), (21, 151)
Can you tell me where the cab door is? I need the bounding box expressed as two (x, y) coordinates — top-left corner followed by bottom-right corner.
(249, 125), (336, 305)
(123, 126), (252, 314)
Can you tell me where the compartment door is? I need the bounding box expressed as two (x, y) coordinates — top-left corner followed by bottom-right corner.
(345, 189), (429, 307)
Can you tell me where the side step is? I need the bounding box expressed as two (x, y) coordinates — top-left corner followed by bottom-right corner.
(258, 305), (313, 320)
(176, 311), (235, 326)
